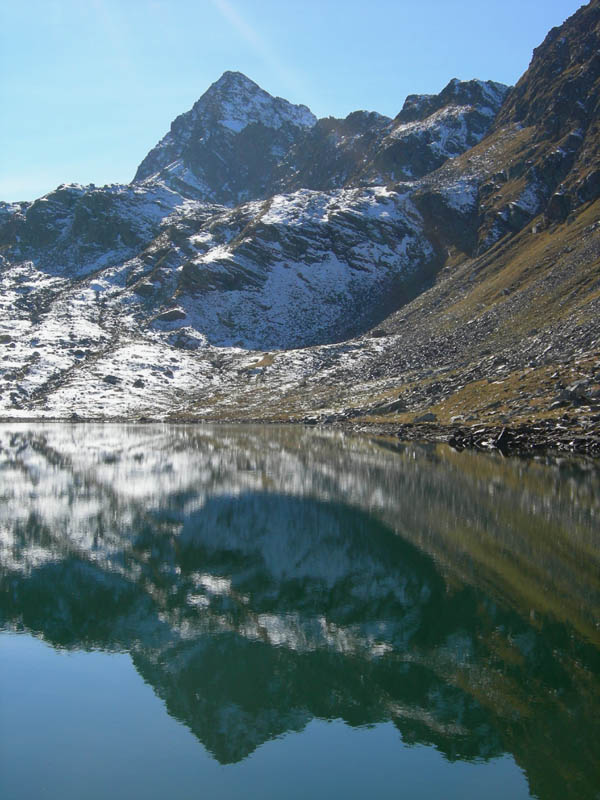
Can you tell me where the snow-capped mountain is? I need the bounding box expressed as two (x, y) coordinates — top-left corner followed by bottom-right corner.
(1, 1), (599, 422)
(132, 71), (507, 203)
(134, 71), (317, 204)
(271, 78), (508, 193)
(0, 69), (510, 414)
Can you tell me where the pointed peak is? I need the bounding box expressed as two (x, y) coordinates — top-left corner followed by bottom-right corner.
(211, 71), (261, 92)
(133, 71), (316, 185)
(192, 71), (316, 133)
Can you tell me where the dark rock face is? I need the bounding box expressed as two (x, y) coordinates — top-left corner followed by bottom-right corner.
(270, 111), (392, 193)
(487, 0), (600, 223)
(398, 78), (508, 124)
(133, 73), (507, 204)
(496, 5), (600, 138)
(133, 71), (317, 204)
(369, 79), (509, 182)
(271, 79), (508, 193)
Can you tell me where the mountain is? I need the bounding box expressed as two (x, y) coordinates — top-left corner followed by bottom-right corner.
(133, 70), (317, 204)
(133, 71), (506, 201)
(0, 1), (598, 437)
(269, 78), (508, 192)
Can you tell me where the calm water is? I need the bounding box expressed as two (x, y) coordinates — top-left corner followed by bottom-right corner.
(0, 424), (599, 800)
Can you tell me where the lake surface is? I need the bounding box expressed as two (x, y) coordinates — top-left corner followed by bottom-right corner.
(0, 423), (599, 800)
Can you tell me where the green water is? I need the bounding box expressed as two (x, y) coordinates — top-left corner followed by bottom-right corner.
(0, 424), (599, 799)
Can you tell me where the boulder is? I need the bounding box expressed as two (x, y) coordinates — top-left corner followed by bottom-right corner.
(156, 308), (187, 322)
(414, 412), (437, 423)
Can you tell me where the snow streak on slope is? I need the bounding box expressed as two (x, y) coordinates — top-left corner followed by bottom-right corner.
(125, 185), (435, 349)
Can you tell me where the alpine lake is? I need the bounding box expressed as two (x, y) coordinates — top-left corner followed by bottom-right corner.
(1, 423), (598, 800)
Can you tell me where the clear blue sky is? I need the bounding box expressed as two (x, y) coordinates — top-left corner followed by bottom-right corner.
(0, 0), (585, 202)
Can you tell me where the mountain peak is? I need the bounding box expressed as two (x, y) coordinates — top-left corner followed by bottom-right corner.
(191, 71), (316, 133)
(133, 72), (316, 200)
(211, 70), (261, 90)
(396, 78), (509, 123)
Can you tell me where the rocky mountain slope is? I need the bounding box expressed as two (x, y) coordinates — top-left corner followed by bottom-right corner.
(0, 2), (599, 439)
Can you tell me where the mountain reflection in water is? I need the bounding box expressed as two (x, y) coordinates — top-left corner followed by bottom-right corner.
(0, 424), (599, 799)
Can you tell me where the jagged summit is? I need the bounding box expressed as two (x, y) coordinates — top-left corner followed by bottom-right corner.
(132, 71), (508, 204)
(133, 71), (316, 202)
(198, 70), (316, 132)
(396, 78), (509, 123)
(269, 77), (509, 192)
(212, 69), (257, 89)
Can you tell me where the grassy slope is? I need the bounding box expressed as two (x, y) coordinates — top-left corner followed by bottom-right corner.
(372, 196), (600, 425)
(181, 194), (599, 428)
(169, 4), (600, 431)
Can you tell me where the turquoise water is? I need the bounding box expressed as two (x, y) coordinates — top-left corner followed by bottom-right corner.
(1, 634), (529, 800)
(0, 424), (598, 799)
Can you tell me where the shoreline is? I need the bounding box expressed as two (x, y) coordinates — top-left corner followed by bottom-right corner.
(1, 414), (599, 458)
